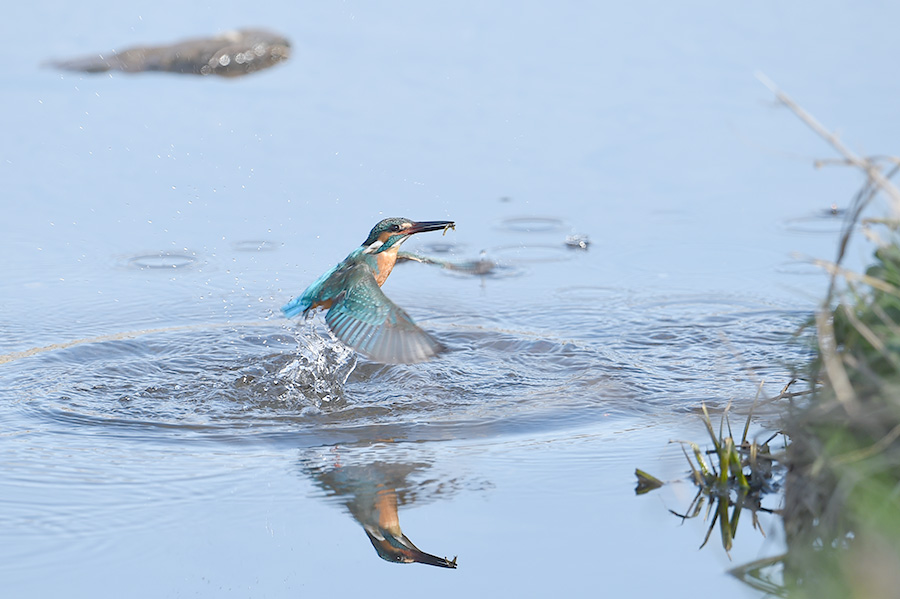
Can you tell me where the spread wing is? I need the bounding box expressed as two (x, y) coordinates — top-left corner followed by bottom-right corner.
(324, 264), (445, 364)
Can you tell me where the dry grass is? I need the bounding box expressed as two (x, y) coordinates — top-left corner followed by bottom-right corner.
(759, 75), (900, 599)
(639, 78), (900, 598)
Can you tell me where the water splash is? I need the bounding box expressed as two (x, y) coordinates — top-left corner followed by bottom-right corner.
(2, 292), (807, 444)
(277, 323), (358, 405)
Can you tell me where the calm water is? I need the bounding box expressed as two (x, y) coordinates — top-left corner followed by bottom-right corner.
(3, 1), (899, 597)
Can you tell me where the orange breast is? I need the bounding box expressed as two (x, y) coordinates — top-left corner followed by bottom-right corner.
(373, 247), (399, 287)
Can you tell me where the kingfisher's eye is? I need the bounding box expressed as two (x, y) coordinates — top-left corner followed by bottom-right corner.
(390, 224), (401, 232)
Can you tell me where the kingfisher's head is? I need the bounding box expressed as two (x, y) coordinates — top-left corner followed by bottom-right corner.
(361, 217), (455, 254)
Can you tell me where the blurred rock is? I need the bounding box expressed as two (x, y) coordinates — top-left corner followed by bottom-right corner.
(48, 28), (290, 78)
(565, 234), (590, 250)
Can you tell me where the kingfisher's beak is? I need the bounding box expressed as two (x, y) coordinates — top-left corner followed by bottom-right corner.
(406, 220), (455, 235)
(364, 528), (458, 568)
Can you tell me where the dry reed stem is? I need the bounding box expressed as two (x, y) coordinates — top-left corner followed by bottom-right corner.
(815, 308), (859, 414)
(756, 72), (900, 212)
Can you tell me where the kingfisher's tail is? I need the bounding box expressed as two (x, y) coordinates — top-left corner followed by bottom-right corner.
(281, 297), (307, 318)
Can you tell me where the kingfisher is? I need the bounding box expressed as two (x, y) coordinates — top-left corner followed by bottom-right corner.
(282, 217), (455, 364)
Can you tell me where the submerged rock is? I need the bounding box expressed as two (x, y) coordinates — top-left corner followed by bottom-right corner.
(48, 28), (290, 77)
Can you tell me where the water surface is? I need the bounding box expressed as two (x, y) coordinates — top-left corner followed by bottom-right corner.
(4, 1), (900, 597)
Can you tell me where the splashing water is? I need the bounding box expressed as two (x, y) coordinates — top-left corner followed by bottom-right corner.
(277, 322), (358, 405)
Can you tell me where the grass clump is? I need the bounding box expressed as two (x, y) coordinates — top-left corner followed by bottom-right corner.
(636, 401), (786, 556)
(639, 78), (900, 598)
(783, 239), (900, 599)
(759, 77), (900, 598)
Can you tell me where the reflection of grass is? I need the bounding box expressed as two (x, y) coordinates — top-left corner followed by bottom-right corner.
(637, 402), (785, 556)
(729, 554), (787, 598)
(634, 469), (663, 494)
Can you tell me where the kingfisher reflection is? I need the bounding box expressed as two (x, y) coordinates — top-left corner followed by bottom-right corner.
(304, 454), (458, 568)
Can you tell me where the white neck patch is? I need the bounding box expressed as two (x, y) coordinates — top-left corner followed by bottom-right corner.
(363, 239), (384, 254)
(363, 235), (410, 254)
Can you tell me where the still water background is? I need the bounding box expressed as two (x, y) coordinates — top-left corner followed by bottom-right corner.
(3, 1), (899, 596)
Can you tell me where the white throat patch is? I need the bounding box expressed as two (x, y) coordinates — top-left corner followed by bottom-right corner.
(363, 235), (410, 254)
(363, 240), (384, 254)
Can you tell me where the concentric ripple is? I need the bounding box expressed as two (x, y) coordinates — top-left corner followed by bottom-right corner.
(2, 291), (810, 445)
(126, 252), (197, 269)
(779, 210), (847, 235)
(231, 239), (281, 252)
(3, 318), (631, 447)
(498, 216), (567, 233)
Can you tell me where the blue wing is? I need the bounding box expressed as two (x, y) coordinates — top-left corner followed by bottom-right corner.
(281, 261), (345, 318)
(324, 264), (445, 364)
(281, 295), (309, 318)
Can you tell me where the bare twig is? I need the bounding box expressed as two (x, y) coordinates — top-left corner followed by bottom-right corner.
(815, 308), (859, 415)
(800, 255), (900, 297)
(756, 72), (900, 212)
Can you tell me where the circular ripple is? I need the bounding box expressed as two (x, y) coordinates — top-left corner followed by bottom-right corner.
(231, 240), (280, 252)
(127, 252), (196, 270)
(420, 242), (461, 254)
(489, 244), (573, 263)
(621, 242), (778, 275)
(499, 216), (566, 233)
(775, 260), (828, 276)
(606, 294), (812, 405)
(439, 257), (520, 278)
(779, 213), (846, 235)
(3, 293), (810, 444)
(555, 286), (631, 302)
(4, 321), (632, 447)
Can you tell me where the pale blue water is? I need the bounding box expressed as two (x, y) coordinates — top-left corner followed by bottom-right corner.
(3, 1), (898, 597)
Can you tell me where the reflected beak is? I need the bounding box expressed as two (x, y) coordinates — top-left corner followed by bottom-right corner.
(406, 220), (455, 235)
(364, 528), (458, 569)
